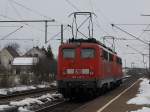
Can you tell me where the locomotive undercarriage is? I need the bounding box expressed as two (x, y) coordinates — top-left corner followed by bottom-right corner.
(57, 78), (122, 98)
(58, 80), (97, 98)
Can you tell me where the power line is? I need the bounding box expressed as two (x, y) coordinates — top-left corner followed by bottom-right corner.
(138, 25), (150, 38)
(88, 0), (112, 36)
(47, 25), (68, 42)
(0, 38), (33, 41)
(8, 0), (23, 19)
(0, 25), (22, 27)
(114, 24), (150, 26)
(10, 0), (55, 21)
(65, 0), (80, 11)
(111, 24), (148, 45)
(0, 14), (52, 33)
(0, 26), (23, 40)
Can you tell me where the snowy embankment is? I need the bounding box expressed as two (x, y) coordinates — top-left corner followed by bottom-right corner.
(127, 78), (150, 112)
(0, 81), (57, 95)
(0, 92), (63, 112)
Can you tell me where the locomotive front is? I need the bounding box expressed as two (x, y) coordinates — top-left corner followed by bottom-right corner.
(57, 41), (100, 98)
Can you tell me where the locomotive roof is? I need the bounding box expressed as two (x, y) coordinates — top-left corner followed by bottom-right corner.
(68, 38), (116, 54)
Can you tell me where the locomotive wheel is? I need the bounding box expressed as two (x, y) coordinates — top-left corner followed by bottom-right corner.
(101, 84), (108, 94)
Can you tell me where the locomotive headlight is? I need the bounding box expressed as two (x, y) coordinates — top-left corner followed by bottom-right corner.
(89, 70), (94, 75)
(63, 69), (67, 74)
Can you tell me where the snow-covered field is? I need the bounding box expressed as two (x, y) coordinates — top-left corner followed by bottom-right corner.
(0, 81), (57, 95)
(0, 92), (62, 112)
(127, 78), (150, 112)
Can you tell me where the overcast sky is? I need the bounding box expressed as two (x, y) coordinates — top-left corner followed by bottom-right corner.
(0, 0), (150, 68)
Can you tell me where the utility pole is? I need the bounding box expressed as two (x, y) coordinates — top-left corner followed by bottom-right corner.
(141, 14), (150, 81)
(45, 20), (48, 43)
(149, 43), (150, 74)
(126, 45), (149, 69)
(61, 24), (64, 44)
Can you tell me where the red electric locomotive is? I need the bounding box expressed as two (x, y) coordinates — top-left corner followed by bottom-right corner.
(57, 38), (123, 98)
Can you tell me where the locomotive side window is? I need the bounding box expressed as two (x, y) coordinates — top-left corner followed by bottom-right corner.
(63, 48), (75, 58)
(81, 48), (95, 58)
(116, 57), (122, 65)
(102, 50), (108, 60)
(109, 53), (113, 62)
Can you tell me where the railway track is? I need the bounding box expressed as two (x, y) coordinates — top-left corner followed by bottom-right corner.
(0, 87), (56, 104)
(32, 74), (143, 112)
(34, 100), (66, 112)
(33, 99), (87, 112)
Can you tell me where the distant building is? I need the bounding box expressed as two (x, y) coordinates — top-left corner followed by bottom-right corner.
(0, 46), (19, 71)
(25, 47), (47, 59)
(12, 57), (39, 74)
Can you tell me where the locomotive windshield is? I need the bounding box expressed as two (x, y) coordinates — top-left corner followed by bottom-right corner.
(81, 48), (95, 58)
(63, 48), (75, 58)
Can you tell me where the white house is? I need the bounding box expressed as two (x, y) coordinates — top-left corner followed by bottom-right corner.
(0, 47), (19, 71)
(12, 57), (39, 74)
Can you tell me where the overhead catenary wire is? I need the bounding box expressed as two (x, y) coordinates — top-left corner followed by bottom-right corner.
(90, 0), (117, 37)
(88, 0), (111, 36)
(138, 24), (150, 38)
(0, 14), (55, 37)
(111, 24), (148, 45)
(47, 25), (68, 42)
(9, 0), (69, 26)
(7, 1), (43, 45)
(65, 0), (80, 11)
(9, 0), (55, 21)
(126, 44), (148, 57)
(8, 0), (22, 19)
(3, 0), (73, 43)
(0, 38), (33, 41)
(0, 25), (22, 27)
(0, 26), (23, 40)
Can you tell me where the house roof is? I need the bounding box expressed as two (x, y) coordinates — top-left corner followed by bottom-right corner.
(12, 57), (38, 65)
(5, 47), (19, 57)
(25, 47), (46, 56)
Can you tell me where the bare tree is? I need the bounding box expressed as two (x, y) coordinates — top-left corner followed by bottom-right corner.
(5, 42), (20, 51)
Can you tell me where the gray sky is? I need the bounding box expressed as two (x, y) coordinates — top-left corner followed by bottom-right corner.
(0, 0), (150, 68)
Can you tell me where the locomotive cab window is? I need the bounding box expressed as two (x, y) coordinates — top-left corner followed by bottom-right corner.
(63, 48), (75, 58)
(81, 48), (95, 58)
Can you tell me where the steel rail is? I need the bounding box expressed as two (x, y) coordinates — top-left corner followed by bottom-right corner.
(34, 100), (66, 112)
(0, 87), (56, 100)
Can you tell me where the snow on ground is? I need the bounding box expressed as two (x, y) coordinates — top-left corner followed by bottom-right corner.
(36, 84), (49, 88)
(0, 105), (10, 110)
(10, 98), (44, 106)
(50, 81), (57, 87)
(0, 81), (57, 95)
(130, 107), (150, 112)
(10, 93), (63, 107)
(9, 85), (36, 93)
(0, 89), (8, 95)
(0, 92), (62, 112)
(18, 107), (33, 112)
(127, 78), (150, 105)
